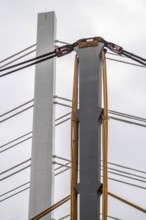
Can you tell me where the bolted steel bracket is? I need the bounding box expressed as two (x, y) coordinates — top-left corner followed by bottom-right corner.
(75, 109), (80, 122)
(97, 107), (103, 124)
(97, 183), (103, 196)
(79, 40), (98, 48)
(75, 182), (102, 197)
(75, 108), (103, 123)
(75, 183), (80, 194)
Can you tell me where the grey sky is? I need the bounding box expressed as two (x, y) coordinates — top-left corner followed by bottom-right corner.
(0, 0), (146, 219)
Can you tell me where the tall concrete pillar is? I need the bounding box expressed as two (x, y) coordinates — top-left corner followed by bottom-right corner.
(75, 43), (103, 220)
(29, 11), (56, 220)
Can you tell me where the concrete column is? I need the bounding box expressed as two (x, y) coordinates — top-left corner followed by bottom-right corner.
(29, 11), (56, 220)
(75, 43), (103, 220)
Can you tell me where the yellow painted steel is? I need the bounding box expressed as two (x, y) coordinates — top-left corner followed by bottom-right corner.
(102, 50), (108, 220)
(30, 191), (146, 220)
(30, 195), (71, 220)
(71, 55), (79, 220)
(30, 51), (146, 220)
(108, 192), (146, 214)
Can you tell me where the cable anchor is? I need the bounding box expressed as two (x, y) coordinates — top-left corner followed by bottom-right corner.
(105, 41), (123, 54)
(74, 36), (105, 48)
(55, 45), (74, 57)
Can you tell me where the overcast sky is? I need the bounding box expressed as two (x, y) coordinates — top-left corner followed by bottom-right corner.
(1, 0), (146, 220)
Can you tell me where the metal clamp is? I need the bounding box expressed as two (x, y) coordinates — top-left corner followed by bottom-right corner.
(55, 45), (74, 57)
(75, 183), (80, 194)
(76, 37), (105, 48)
(97, 183), (103, 196)
(55, 36), (125, 57)
(105, 41), (123, 54)
(97, 107), (103, 124)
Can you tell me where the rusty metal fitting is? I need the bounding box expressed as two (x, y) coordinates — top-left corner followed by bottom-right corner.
(55, 45), (73, 57)
(106, 42), (123, 54)
(78, 36), (105, 48)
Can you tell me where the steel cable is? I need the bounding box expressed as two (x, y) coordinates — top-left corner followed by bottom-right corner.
(1, 164), (146, 203)
(0, 51), (55, 72)
(0, 131), (32, 149)
(122, 50), (146, 63)
(0, 54), (56, 78)
(0, 44), (36, 63)
(0, 49), (36, 69)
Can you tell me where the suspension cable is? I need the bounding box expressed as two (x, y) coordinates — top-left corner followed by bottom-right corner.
(0, 131), (32, 149)
(108, 177), (146, 190)
(108, 110), (146, 123)
(2, 158), (146, 185)
(106, 167), (146, 180)
(0, 54), (56, 78)
(0, 49), (36, 69)
(109, 116), (146, 128)
(0, 165), (31, 181)
(54, 101), (72, 108)
(30, 195), (71, 220)
(106, 57), (145, 68)
(1, 97), (146, 126)
(0, 187), (30, 203)
(108, 191), (146, 214)
(108, 161), (146, 174)
(0, 182), (30, 197)
(0, 50), (55, 72)
(1, 162), (71, 201)
(0, 105), (34, 123)
(0, 158), (31, 175)
(1, 37), (146, 79)
(1, 160), (70, 181)
(0, 136), (32, 153)
(0, 44), (36, 63)
(103, 169), (146, 184)
(0, 99), (34, 117)
(1, 165), (146, 203)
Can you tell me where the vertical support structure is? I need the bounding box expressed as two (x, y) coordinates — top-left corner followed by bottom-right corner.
(71, 55), (79, 220)
(75, 43), (103, 220)
(29, 12), (56, 220)
(102, 50), (108, 220)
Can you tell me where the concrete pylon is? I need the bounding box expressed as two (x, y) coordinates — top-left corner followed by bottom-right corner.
(29, 11), (56, 220)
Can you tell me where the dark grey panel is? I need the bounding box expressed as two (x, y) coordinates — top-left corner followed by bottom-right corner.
(75, 44), (103, 220)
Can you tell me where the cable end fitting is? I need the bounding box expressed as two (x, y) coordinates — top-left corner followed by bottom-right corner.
(105, 42), (123, 55)
(55, 45), (74, 57)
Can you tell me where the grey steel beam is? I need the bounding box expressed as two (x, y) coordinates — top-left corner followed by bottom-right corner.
(75, 43), (103, 220)
(28, 12), (56, 220)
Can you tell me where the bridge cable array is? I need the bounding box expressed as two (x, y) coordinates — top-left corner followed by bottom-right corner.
(1, 36), (146, 78)
(1, 38), (146, 220)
